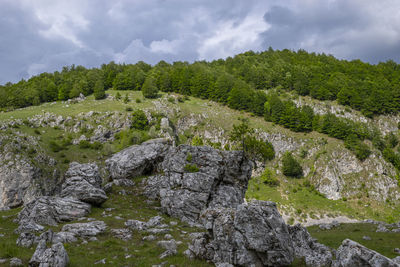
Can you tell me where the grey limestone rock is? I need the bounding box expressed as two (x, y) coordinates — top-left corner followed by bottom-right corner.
(29, 240), (69, 267)
(333, 239), (399, 267)
(110, 228), (132, 241)
(9, 257), (23, 266)
(289, 224), (333, 267)
(52, 231), (78, 244)
(106, 138), (171, 180)
(17, 196), (91, 228)
(61, 221), (107, 237)
(157, 240), (178, 259)
(65, 162), (102, 188)
(16, 232), (37, 248)
(143, 145), (252, 224)
(188, 200), (294, 267)
(60, 176), (107, 205)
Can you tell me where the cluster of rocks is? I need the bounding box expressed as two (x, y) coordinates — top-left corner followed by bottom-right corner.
(14, 162), (108, 266)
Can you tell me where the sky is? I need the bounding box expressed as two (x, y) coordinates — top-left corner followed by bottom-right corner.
(1, 0), (400, 84)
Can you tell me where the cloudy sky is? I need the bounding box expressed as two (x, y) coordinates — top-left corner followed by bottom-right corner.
(1, 0), (400, 84)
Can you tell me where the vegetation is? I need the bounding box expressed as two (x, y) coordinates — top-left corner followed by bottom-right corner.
(184, 163), (199, 173)
(131, 110), (149, 130)
(282, 152), (303, 178)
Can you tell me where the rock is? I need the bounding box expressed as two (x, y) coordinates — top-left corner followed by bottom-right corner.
(0, 259), (7, 264)
(164, 234), (173, 240)
(376, 224), (390, 232)
(393, 256), (400, 264)
(17, 196), (91, 227)
(112, 179), (135, 187)
(29, 240), (69, 267)
(60, 176), (107, 205)
(289, 224), (333, 267)
(15, 220), (44, 234)
(9, 257), (23, 266)
(143, 145), (252, 224)
(363, 236), (372, 241)
(333, 239), (399, 267)
(147, 216), (163, 227)
(52, 232), (78, 244)
(147, 228), (171, 234)
(90, 125), (114, 143)
(61, 221), (107, 237)
(188, 200), (294, 266)
(16, 232), (37, 248)
(125, 219), (148, 231)
(110, 228), (132, 241)
(319, 221), (340, 230)
(65, 162), (102, 188)
(395, 248), (400, 254)
(157, 240), (178, 259)
(106, 138), (171, 180)
(94, 258), (106, 264)
(143, 235), (157, 241)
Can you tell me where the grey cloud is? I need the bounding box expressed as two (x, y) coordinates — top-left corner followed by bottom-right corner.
(261, 1), (400, 63)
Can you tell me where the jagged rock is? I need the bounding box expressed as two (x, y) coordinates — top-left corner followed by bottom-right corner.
(125, 219), (148, 231)
(94, 258), (106, 264)
(147, 228), (171, 234)
(61, 221), (107, 237)
(188, 200), (294, 266)
(17, 196), (91, 227)
(147, 216), (164, 227)
(376, 224), (390, 232)
(60, 176), (107, 205)
(395, 248), (400, 254)
(393, 256), (400, 264)
(319, 220), (340, 230)
(157, 240), (178, 259)
(16, 232), (37, 248)
(15, 220), (44, 234)
(112, 179), (135, 187)
(289, 224), (333, 267)
(143, 145), (252, 224)
(333, 239), (399, 267)
(65, 162), (102, 188)
(9, 257), (23, 266)
(29, 240), (69, 267)
(143, 235), (157, 241)
(106, 139), (171, 180)
(363, 236), (372, 241)
(110, 228), (132, 241)
(52, 232), (78, 244)
(90, 125), (114, 143)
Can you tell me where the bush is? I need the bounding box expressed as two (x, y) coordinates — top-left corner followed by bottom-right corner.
(244, 136), (275, 162)
(115, 92), (121, 100)
(78, 140), (91, 149)
(282, 152), (303, 178)
(91, 141), (103, 150)
(167, 97), (175, 103)
(131, 110), (148, 130)
(186, 152), (192, 162)
(142, 77), (159, 99)
(184, 163), (199, 173)
(191, 136), (204, 146)
(136, 98), (142, 103)
(260, 168), (279, 187)
(34, 129), (41, 135)
(125, 107), (133, 112)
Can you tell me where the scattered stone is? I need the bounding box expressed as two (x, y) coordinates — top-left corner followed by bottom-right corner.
(376, 224), (390, 233)
(169, 221), (178, 226)
(164, 234), (173, 240)
(157, 240), (178, 259)
(333, 239), (399, 267)
(0, 258), (7, 264)
(112, 179), (135, 187)
(52, 231), (78, 244)
(111, 228), (132, 241)
(9, 257), (23, 266)
(363, 236), (372, 241)
(62, 221), (107, 237)
(147, 216), (164, 227)
(143, 235), (157, 241)
(147, 228), (171, 234)
(89, 237), (98, 242)
(125, 219), (147, 231)
(16, 232), (37, 248)
(395, 248), (400, 254)
(29, 240), (69, 267)
(94, 258), (106, 264)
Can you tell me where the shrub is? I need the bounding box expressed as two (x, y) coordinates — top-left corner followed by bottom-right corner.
(186, 152), (192, 162)
(131, 110), (148, 130)
(115, 92), (121, 100)
(91, 141), (103, 150)
(34, 129), (41, 135)
(260, 168), (279, 187)
(184, 163), (199, 173)
(78, 140), (91, 149)
(123, 93), (130, 104)
(27, 148), (36, 155)
(142, 77), (159, 99)
(136, 98), (142, 103)
(167, 97), (175, 103)
(191, 135), (204, 146)
(125, 107), (133, 112)
(282, 152), (303, 178)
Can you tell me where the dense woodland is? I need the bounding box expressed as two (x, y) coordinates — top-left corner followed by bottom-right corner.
(1, 48), (400, 168)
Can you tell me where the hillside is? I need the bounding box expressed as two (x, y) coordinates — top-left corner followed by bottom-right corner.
(0, 90), (400, 266)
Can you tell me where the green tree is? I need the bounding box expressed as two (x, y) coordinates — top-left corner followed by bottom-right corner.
(93, 80), (105, 100)
(282, 152), (303, 178)
(142, 77), (159, 98)
(131, 109), (148, 130)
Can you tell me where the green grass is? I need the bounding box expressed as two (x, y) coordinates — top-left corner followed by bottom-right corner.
(308, 223), (400, 258)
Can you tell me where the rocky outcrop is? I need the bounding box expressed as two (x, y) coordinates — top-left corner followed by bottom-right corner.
(29, 240), (69, 267)
(333, 239), (399, 267)
(143, 145), (252, 224)
(106, 139), (171, 180)
(186, 201), (295, 266)
(17, 196), (91, 229)
(289, 224), (333, 267)
(64, 162), (102, 188)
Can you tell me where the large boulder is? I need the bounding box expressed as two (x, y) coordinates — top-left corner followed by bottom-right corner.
(65, 162), (102, 188)
(288, 224), (333, 267)
(143, 145), (252, 224)
(17, 196), (91, 228)
(187, 201), (294, 266)
(60, 176), (107, 205)
(29, 240), (69, 267)
(333, 239), (399, 267)
(106, 139), (171, 180)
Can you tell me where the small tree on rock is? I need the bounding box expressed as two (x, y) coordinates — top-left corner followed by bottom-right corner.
(282, 152), (303, 178)
(142, 77), (159, 99)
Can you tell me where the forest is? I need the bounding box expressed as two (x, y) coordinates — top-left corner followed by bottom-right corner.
(1, 48), (400, 168)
